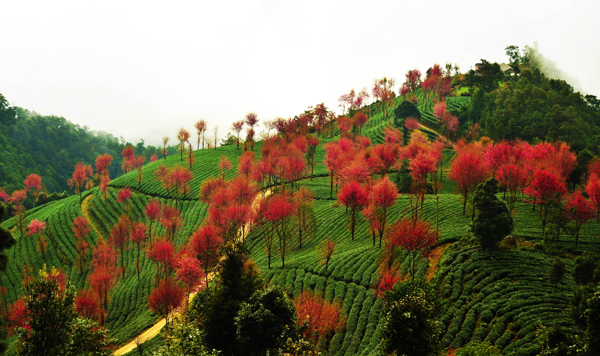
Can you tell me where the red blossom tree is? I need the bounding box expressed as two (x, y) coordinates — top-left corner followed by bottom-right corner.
(496, 163), (528, 211)
(110, 214), (132, 278)
(218, 156), (233, 180)
(365, 176), (398, 247)
(231, 120), (245, 149)
(319, 238), (335, 273)
(116, 188), (132, 214)
(388, 217), (437, 286)
(293, 292), (345, 351)
(122, 145), (135, 173)
(175, 251), (205, 301)
(177, 128), (191, 161)
(145, 198), (161, 240)
(523, 169), (567, 237)
(68, 162), (94, 203)
(160, 204), (181, 241)
(148, 238), (176, 279)
(95, 154), (113, 178)
(190, 225), (222, 286)
(585, 175), (600, 217)
(565, 190), (594, 247)
(8, 299), (30, 335)
(338, 181), (369, 240)
(448, 149), (489, 216)
(72, 216), (91, 273)
(245, 112), (259, 151)
(23, 174), (42, 207)
(89, 245), (117, 327)
(409, 152), (438, 217)
(264, 193), (297, 268)
(134, 155), (145, 189)
(131, 222), (147, 280)
(148, 277), (184, 332)
(353, 112), (369, 136)
(99, 175), (110, 201)
(75, 289), (101, 322)
(195, 119), (207, 150)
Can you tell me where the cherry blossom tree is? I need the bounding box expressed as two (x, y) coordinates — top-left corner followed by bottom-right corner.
(72, 216), (91, 274)
(190, 225), (222, 286)
(338, 181), (369, 240)
(177, 128), (191, 161)
(148, 277), (184, 332)
(131, 222), (147, 280)
(195, 119), (207, 150)
(23, 174), (42, 207)
(565, 191), (594, 247)
(68, 162), (93, 204)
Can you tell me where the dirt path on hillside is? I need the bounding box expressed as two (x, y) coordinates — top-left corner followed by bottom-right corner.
(425, 243), (451, 281)
(113, 188), (272, 355)
(418, 123), (453, 147)
(82, 194), (104, 240)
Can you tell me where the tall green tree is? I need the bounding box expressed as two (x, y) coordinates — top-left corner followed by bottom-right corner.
(472, 177), (513, 257)
(235, 287), (296, 356)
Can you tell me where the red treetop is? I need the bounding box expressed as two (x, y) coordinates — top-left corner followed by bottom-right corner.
(245, 112), (259, 127)
(294, 292), (345, 344)
(145, 198), (162, 221)
(565, 190), (594, 224)
(338, 181), (369, 210)
(585, 175), (600, 213)
(95, 154), (113, 177)
(353, 112), (369, 130)
(190, 225), (222, 256)
(110, 215), (132, 248)
(264, 194), (296, 222)
(219, 156), (233, 171)
(148, 277), (184, 320)
(23, 174), (42, 192)
(523, 169), (567, 206)
(388, 217), (437, 253)
(75, 289), (101, 321)
(410, 152), (438, 181)
(72, 216), (91, 240)
(433, 101), (447, 119)
(448, 150), (489, 195)
(116, 188), (132, 203)
(92, 239), (118, 270)
(148, 238), (176, 273)
(404, 117), (420, 131)
(121, 146), (134, 163)
(11, 189), (27, 205)
(26, 219), (46, 237)
(175, 253), (205, 294)
(177, 128), (191, 144)
(8, 299), (30, 335)
(370, 176), (398, 209)
(0, 189), (8, 203)
(131, 222), (147, 245)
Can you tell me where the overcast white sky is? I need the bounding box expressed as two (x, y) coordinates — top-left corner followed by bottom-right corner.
(1, 0), (599, 146)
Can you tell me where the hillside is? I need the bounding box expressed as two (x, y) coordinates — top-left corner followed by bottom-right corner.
(0, 94), (164, 196)
(2, 60), (600, 356)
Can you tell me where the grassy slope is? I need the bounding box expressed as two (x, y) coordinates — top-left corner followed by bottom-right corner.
(3, 94), (600, 356)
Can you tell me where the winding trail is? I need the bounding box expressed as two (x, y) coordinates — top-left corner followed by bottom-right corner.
(82, 194), (103, 240)
(111, 188), (271, 355)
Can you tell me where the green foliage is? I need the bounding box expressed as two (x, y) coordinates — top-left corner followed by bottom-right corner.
(382, 290), (440, 356)
(461, 67), (600, 152)
(549, 258), (566, 292)
(15, 274), (114, 356)
(191, 242), (263, 356)
(456, 341), (502, 356)
(150, 318), (221, 356)
(235, 286), (297, 356)
(472, 178), (513, 257)
(394, 158), (413, 193)
(0, 95), (159, 195)
(573, 252), (600, 286)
